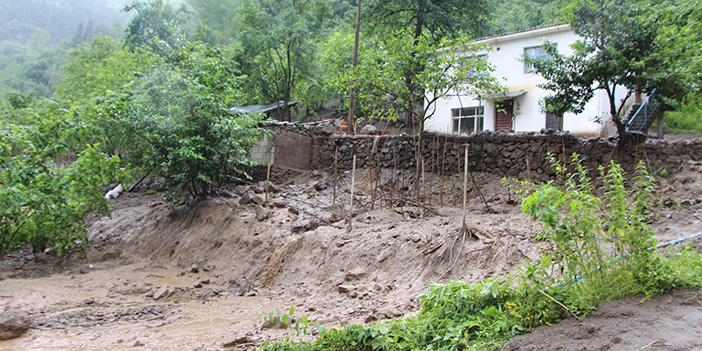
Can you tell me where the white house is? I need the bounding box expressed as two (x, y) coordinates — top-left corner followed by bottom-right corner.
(425, 24), (631, 137)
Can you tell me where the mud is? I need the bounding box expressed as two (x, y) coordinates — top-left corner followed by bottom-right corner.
(1, 158), (702, 350)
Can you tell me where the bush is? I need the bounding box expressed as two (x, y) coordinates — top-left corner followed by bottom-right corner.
(665, 92), (702, 133)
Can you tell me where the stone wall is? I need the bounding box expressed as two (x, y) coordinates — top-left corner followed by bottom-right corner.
(253, 121), (702, 179)
(309, 130), (702, 180)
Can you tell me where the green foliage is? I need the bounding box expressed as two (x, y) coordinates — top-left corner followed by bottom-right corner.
(331, 32), (504, 128)
(105, 43), (270, 200)
(364, 0), (490, 42)
(236, 0), (327, 120)
(524, 0), (693, 140)
(123, 0), (194, 56)
(0, 109), (126, 256)
(664, 92), (702, 133)
(55, 36), (158, 103)
(260, 158), (702, 351)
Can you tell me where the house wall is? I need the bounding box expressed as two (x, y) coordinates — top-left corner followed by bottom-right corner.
(426, 24), (628, 137)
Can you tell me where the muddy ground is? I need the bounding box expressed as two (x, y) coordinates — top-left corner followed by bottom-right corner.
(1, 158), (702, 351)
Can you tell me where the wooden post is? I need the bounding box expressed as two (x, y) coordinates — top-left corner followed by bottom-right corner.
(422, 157), (426, 219)
(347, 155), (356, 233)
(461, 146), (468, 231)
(265, 144), (273, 206)
(526, 156), (531, 182)
(333, 146), (338, 207)
(441, 137), (447, 208)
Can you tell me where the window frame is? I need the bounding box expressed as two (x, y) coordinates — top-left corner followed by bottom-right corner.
(451, 106), (485, 135)
(524, 45), (551, 74)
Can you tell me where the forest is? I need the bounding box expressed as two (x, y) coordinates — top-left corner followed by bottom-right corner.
(0, 0), (701, 255)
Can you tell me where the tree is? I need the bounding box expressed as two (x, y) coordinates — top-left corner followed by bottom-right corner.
(55, 36), (157, 103)
(236, 0), (327, 121)
(365, 0), (490, 42)
(123, 0), (194, 56)
(105, 43), (270, 201)
(524, 0), (677, 144)
(362, 0), (491, 132)
(334, 33), (503, 162)
(0, 105), (125, 257)
(187, 0), (241, 45)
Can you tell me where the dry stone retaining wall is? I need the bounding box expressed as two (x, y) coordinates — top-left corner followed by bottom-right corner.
(309, 131), (702, 180)
(256, 121), (702, 179)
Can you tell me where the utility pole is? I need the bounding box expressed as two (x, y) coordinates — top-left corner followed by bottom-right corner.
(346, 0), (362, 135)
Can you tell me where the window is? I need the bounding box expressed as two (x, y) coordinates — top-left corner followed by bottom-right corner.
(524, 46), (550, 73)
(452, 107), (484, 135)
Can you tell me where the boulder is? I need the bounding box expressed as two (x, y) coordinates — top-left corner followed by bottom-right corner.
(239, 193), (264, 205)
(0, 309), (31, 340)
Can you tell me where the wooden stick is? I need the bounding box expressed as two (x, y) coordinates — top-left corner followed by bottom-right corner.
(465, 145), (491, 213)
(441, 136), (447, 208)
(265, 144), (272, 206)
(422, 157), (426, 219)
(333, 146), (338, 207)
(536, 287), (581, 320)
(347, 155), (356, 233)
(461, 146), (468, 231)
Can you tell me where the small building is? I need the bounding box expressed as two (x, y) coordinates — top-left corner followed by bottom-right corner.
(425, 24), (632, 137)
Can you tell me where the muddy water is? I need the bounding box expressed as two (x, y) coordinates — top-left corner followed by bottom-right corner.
(0, 264), (292, 350)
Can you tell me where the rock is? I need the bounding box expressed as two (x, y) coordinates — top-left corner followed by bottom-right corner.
(273, 200), (287, 208)
(360, 124), (378, 135)
(321, 123), (335, 135)
(255, 207), (271, 222)
(133, 340), (145, 347)
(101, 248), (122, 261)
(309, 181), (326, 192)
(290, 219), (318, 233)
(194, 280), (203, 288)
(263, 182), (279, 193)
(288, 207), (299, 215)
(338, 285), (355, 293)
(345, 269), (366, 281)
(223, 335), (251, 347)
(239, 193), (264, 205)
(34, 252), (47, 263)
(83, 297), (95, 305)
(200, 278), (210, 284)
(312, 170), (322, 177)
(153, 286), (169, 300)
(189, 264), (199, 273)
(44, 246), (58, 257)
(0, 309), (31, 340)
(233, 186), (250, 196)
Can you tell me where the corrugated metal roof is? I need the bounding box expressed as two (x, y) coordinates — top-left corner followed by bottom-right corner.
(231, 100), (300, 114)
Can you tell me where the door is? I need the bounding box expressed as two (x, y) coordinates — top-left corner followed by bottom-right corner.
(495, 100), (513, 131)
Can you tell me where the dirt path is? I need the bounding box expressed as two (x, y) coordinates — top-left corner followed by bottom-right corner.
(1, 164), (702, 350)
